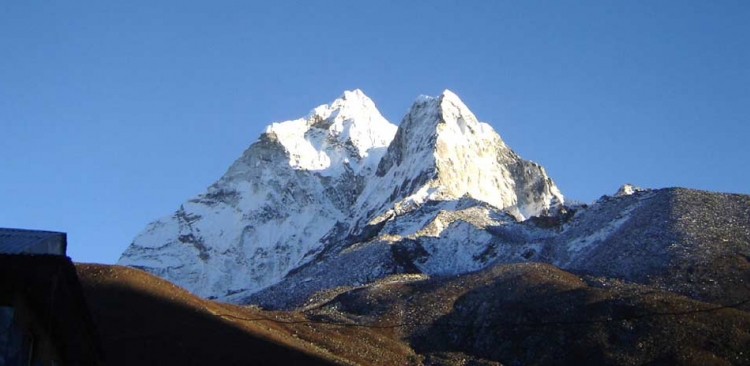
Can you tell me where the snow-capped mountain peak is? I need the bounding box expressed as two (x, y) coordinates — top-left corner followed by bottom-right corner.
(437, 89), (480, 130)
(303, 88), (381, 129)
(119, 89), (564, 303)
(358, 89), (563, 226)
(262, 89), (396, 175)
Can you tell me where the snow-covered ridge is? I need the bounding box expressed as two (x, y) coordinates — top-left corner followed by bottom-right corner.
(119, 89), (566, 303)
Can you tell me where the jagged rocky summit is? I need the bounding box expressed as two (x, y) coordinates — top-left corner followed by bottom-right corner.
(119, 90), (750, 310)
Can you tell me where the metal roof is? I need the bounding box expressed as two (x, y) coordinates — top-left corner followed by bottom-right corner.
(0, 228), (67, 255)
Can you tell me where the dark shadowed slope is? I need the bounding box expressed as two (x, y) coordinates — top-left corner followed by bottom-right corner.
(75, 264), (420, 366)
(76, 264), (339, 365)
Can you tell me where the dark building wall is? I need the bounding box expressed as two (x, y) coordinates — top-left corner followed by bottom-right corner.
(0, 255), (103, 365)
(1, 296), (61, 366)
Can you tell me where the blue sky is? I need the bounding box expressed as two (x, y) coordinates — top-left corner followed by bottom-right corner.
(2, 1), (748, 264)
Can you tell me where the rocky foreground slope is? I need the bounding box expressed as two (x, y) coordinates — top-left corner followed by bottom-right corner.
(76, 262), (750, 365)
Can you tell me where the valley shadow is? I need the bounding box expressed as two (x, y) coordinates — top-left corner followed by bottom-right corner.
(79, 279), (335, 366)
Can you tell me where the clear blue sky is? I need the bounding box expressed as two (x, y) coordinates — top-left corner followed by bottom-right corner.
(2, 1), (748, 264)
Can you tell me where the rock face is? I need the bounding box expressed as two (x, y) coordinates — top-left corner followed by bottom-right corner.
(119, 90), (750, 312)
(118, 89), (564, 301)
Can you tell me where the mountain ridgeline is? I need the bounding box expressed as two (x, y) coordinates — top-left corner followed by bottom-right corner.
(118, 90), (750, 315)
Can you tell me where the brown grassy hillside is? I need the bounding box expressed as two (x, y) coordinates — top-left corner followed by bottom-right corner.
(75, 264), (418, 366)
